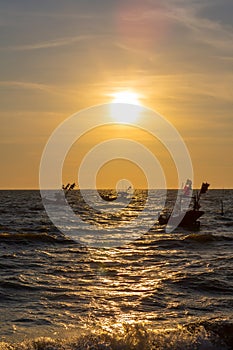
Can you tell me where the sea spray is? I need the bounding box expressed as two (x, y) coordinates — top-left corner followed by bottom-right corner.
(0, 323), (231, 350)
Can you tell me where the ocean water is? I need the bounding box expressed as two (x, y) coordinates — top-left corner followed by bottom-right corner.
(0, 189), (233, 350)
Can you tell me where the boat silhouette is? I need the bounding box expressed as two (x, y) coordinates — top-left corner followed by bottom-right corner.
(158, 181), (210, 229)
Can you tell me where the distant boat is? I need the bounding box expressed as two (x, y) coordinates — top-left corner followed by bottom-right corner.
(100, 194), (117, 202)
(99, 190), (117, 202)
(42, 183), (76, 205)
(158, 181), (210, 229)
(214, 199), (232, 222)
(99, 186), (134, 202)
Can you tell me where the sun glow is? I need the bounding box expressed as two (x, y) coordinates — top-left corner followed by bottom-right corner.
(110, 90), (143, 123)
(111, 91), (142, 105)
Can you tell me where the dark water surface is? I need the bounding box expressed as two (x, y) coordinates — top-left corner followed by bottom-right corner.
(0, 190), (233, 349)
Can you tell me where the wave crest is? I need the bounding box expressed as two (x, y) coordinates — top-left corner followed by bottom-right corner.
(0, 322), (232, 350)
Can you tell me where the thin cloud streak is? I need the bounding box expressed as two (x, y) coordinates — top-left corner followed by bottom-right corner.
(95, 70), (233, 103)
(0, 81), (56, 93)
(0, 9), (94, 20)
(120, 0), (233, 52)
(167, 7), (233, 50)
(145, 73), (233, 102)
(0, 35), (93, 51)
(0, 80), (91, 101)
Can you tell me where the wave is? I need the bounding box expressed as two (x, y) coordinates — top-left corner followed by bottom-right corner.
(0, 232), (76, 244)
(183, 233), (233, 243)
(172, 274), (233, 294)
(0, 321), (232, 349)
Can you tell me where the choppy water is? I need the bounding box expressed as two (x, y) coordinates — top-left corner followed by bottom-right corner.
(0, 190), (233, 349)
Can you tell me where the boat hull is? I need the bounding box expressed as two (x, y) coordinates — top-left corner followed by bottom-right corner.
(158, 210), (204, 228)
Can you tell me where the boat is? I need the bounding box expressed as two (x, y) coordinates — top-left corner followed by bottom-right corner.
(100, 194), (117, 202)
(42, 183), (76, 205)
(214, 199), (232, 222)
(99, 186), (134, 202)
(99, 190), (117, 202)
(158, 181), (210, 229)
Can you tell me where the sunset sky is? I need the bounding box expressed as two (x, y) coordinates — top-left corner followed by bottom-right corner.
(1, 0), (232, 189)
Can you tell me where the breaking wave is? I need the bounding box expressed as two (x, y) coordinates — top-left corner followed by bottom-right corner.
(0, 321), (232, 350)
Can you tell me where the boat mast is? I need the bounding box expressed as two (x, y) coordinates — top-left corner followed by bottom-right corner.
(193, 182), (210, 210)
(220, 199), (224, 216)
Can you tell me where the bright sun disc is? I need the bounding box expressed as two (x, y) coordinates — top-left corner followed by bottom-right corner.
(112, 91), (141, 105)
(110, 91), (142, 123)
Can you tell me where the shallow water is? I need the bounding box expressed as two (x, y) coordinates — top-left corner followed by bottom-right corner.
(0, 190), (232, 349)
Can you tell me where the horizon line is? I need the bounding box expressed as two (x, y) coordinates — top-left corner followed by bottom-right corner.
(0, 188), (232, 191)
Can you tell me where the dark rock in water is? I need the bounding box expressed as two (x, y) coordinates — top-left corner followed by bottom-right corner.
(185, 320), (233, 349)
(202, 321), (233, 349)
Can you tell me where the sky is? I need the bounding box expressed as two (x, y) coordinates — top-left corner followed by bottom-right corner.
(0, 0), (233, 189)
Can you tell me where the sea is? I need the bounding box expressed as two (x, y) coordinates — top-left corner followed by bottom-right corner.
(0, 189), (233, 350)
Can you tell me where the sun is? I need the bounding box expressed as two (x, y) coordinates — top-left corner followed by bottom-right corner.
(110, 90), (143, 124)
(111, 91), (141, 105)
